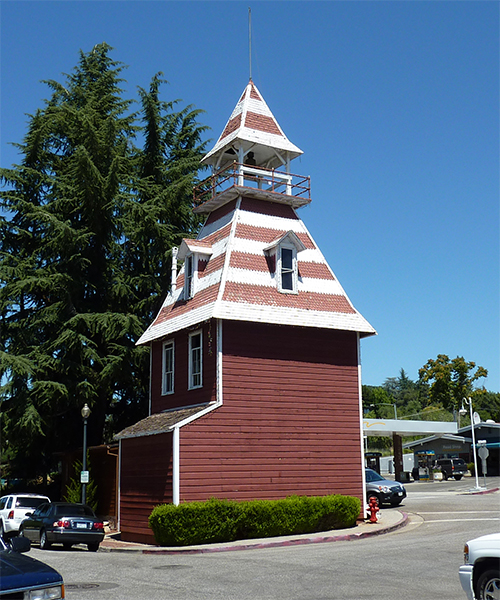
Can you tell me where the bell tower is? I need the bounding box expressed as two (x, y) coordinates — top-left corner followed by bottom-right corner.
(194, 80), (310, 213)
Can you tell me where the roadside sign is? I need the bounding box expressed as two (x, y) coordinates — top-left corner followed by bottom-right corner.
(477, 446), (489, 460)
(80, 470), (90, 484)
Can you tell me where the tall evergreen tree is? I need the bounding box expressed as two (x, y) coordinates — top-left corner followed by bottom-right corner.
(0, 44), (207, 480)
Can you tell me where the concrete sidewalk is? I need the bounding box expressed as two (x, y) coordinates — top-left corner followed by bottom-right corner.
(99, 509), (408, 555)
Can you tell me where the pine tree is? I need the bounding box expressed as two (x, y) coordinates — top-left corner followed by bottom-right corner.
(0, 44), (207, 481)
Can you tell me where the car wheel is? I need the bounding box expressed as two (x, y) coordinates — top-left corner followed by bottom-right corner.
(367, 493), (380, 507)
(40, 529), (51, 550)
(476, 568), (500, 600)
(88, 542), (100, 552)
(454, 475), (463, 480)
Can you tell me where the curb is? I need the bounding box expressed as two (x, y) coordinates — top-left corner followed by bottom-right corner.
(460, 487), (499, 496)
(101, 512), (409, 555)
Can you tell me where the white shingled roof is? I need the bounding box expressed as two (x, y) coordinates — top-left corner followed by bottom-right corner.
(201, 80), (303, 170)
(136, 81), (375, 346)
(137, 196), (376, 345)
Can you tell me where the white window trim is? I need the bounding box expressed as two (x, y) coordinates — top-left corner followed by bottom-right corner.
(184, 254), (195, 299)
(188, 330), (203, 390)
(162, 340), (175, 395)
(277, 243), (298, 294)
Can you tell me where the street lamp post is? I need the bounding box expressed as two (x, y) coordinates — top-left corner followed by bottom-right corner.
(81, 404), (91, 504)
(460, 397), (482, 491)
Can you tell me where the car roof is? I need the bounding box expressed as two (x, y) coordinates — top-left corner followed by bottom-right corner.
(1, 494), (50, 501)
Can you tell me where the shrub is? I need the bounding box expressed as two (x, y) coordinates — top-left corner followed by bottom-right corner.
(149, 498), (240, 546)
(149, 494), (360, 546)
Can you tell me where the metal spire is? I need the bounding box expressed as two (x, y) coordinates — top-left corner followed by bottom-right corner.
(249, 7), (252, 80)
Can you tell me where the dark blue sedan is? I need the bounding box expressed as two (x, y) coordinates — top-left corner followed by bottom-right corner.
(0, 535), (65, 598)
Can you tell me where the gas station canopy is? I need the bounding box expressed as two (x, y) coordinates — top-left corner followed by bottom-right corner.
(363, 419), (458, 437)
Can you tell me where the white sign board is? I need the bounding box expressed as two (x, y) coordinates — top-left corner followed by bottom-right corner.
(80, 470), (90, 484)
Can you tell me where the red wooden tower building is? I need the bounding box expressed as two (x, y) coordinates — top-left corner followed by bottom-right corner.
(116, 80), (376, 544)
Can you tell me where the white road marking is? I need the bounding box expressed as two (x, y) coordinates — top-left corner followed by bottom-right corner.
(423, 518), (500, 523)
(417, 511), (499, 515)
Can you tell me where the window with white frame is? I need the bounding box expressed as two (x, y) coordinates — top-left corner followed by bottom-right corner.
(278, 244), (298, 293)
(188, 331), (202, 389)
(162, 340), (174, 395)
(184, 254), (194, 299)
(264, 231), (304, 295)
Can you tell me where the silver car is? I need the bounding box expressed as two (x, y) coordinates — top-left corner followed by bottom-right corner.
(365, 468), (407, 506)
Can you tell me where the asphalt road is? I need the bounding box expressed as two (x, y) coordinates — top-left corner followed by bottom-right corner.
(28, 476), (500, 600)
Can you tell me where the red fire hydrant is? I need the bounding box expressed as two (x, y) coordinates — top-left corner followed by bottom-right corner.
(367, 497), (379, 523)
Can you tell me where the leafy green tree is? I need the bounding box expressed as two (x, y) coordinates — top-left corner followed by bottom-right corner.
(418, 355), (488, 413)
(362, 385), (396, 419)
(468, 390), (500, 424)
(0, 44), (207, 481)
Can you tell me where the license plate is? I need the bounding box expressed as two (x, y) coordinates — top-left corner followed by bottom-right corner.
(76, 523), (87, 529)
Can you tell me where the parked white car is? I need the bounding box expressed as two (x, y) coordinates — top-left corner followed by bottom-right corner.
(459, 533), (500, 600)
(0, 493), (50, 538)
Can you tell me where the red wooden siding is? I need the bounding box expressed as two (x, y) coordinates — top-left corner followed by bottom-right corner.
(204, 199), (237, 226)
(150, 322), (217, 414)
(178, 321), (363, 504)
(120, 433), (173, 544)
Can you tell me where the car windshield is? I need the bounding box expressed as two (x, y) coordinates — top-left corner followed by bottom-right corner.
(16, 497), (47, 509)
(365, 469), (385, 483)
(55, 505), (94, 517)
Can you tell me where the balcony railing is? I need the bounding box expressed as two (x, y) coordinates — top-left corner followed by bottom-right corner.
(193, 162), (310, 208)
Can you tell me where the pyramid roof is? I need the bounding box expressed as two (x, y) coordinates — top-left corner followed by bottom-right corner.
(137, 197), (376, 345)
(201, 80), (303, 171)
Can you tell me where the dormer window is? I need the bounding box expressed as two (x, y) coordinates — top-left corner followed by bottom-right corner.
(279, 245), (296, 292)
(184, 254), (194, 299)
(177, 239), (213, 301)
(264, 231), (306, 295)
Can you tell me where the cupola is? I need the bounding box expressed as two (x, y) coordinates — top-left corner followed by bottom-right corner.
(194, 80), (310, 214)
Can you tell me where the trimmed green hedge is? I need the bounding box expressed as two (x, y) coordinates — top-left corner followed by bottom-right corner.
(149, 494), (360, 546)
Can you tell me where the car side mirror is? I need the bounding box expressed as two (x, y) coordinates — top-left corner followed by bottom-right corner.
(25, 512), (33, 517)
(11, 536), (31, 553)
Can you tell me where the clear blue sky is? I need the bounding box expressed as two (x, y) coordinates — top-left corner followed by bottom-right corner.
(1, 1), (499, 392)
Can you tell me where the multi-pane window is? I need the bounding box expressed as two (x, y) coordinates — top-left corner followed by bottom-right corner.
(184, 254), (194, 299)
(278, 244), (298, 293)
(162, 341), (174, 395)
(188, 331), (202, 389)
(280, 247), (294, 291)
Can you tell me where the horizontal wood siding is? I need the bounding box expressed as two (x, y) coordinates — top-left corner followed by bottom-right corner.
(120, 434), (173, 544)
(179, 321), (363, 504)
(151, 321), (217, 414)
